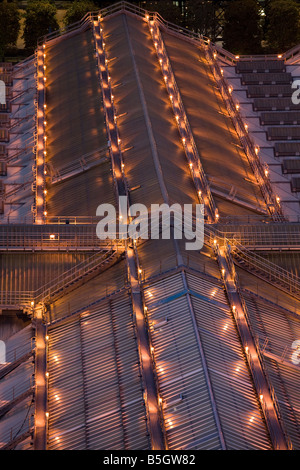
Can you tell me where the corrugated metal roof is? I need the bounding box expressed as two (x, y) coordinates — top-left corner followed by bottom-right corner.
(243, 292), (300, 449)
(144, 270), (270, 449)
(47, 293), (149, 449)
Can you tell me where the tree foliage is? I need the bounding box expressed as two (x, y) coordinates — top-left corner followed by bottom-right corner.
(222, 0), (262, 54)
(0, 1), (20, 58)
(23, 0), (59, 50)
(265, 0), (300, 52)
(64, 0), (98, 27)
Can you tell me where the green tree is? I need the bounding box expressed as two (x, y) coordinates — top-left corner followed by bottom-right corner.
(185, 0), (216, 37)
(223, 0), (262, 54)
(143, 0), (183, 25)
(64, 0), (98, 27)
(23, 0), (59, 50)
(266, 0), (300, 52)
(0, 1), (20, 60)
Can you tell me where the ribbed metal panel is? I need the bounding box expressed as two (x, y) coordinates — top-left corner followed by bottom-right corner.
(236, 61), (285, 73)
(241, 72), (292, 85)
(282, 159), (300, 174)
(248, 85), (292, 98)
(186, 272), (271, 449)
(3, 324), (33, 363)
(268, 126), (300, 140)
(144, 272), (223, 450)
(254, 97), (300, 111)
(46, 28), (114, 217)
(275, 142), (300, 156)
(261, 112), (300, 125)
(48, 293), (149, 450)
(243, 293), (300, 449)
(0, 398), (34, 448)
(0, 326), (34, 449)
(162, 31), (265, 218)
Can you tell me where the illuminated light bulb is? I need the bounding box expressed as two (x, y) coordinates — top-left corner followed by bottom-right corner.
(182, 137), (186, 144)
(45, 412), (49, 418)
(164, 75), (167, 81)
(159, 367), (164, 373)
(138, 268), (142, 274)
(255, 146), (259, 155)
(235, 55), (240, 59)
(213, 239), (217, 245)
(46, 372), (49, 377)
(223, 324), (228, 330)
(278, 54), (282, 58)
(119, 215), (123, 221)
(43, 65), (46, 70)
(245, 124), (248, 131)
(43, 53), (46, 58)
(232, 305), (236, 312)
(44, 136), (47, 141)
(121, 162), (125, 169)
(213, 52), (217, 59)
(44, 121), (47, 126)
(175, 115), (179, 121)
(150, 346), (154, 353)
(55, 437), (60, 441)
(50, 234), (55, 240)
(264, 169), (269, 177)
(198, 190), (202, 197)
(215, 212), (219, 220)
(159, 58), (162, 64)
(118, 138), (121, 144)
(43, 77), (46, 82)
(31, 301), (35, 307)
(260, 394), (264, 402)
(43, 211), (47, 216)
(169, 94), (173, 100)
(236, 103), (240, 111)
(150, 28), (153, 33)
(46, 335), (49, 341)
(55, 395), (59, 401)
(43, 44), (46, 49)
(189, 162), (193, 169)
(235, 367), (240, 372)
(146, 14), (149, 21)
(158, 397), (163, 405)
(154, 42), (158, 48)
(249, 416), (254, 423)
(44, 169), (47, 175)
(228, 86), (233, 94)
(245, 346), (249, 354)
(221, 68), (224, 75)
(44, 151), (47, 156)
(276, 196), (280, 204)
(221, 268), (225, 276)
(54, 355), (58, 362)
(43, 104), (47, 109)
(44, 189), (47, 195)
(144, 306), (148, 312)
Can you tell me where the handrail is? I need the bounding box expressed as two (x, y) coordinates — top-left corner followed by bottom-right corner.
(0, 247), (122, 308)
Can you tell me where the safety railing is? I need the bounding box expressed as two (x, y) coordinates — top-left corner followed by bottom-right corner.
(48, 146), (109, 184)
(0, 247), (122, 308)
(231, 242), (300, 298)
